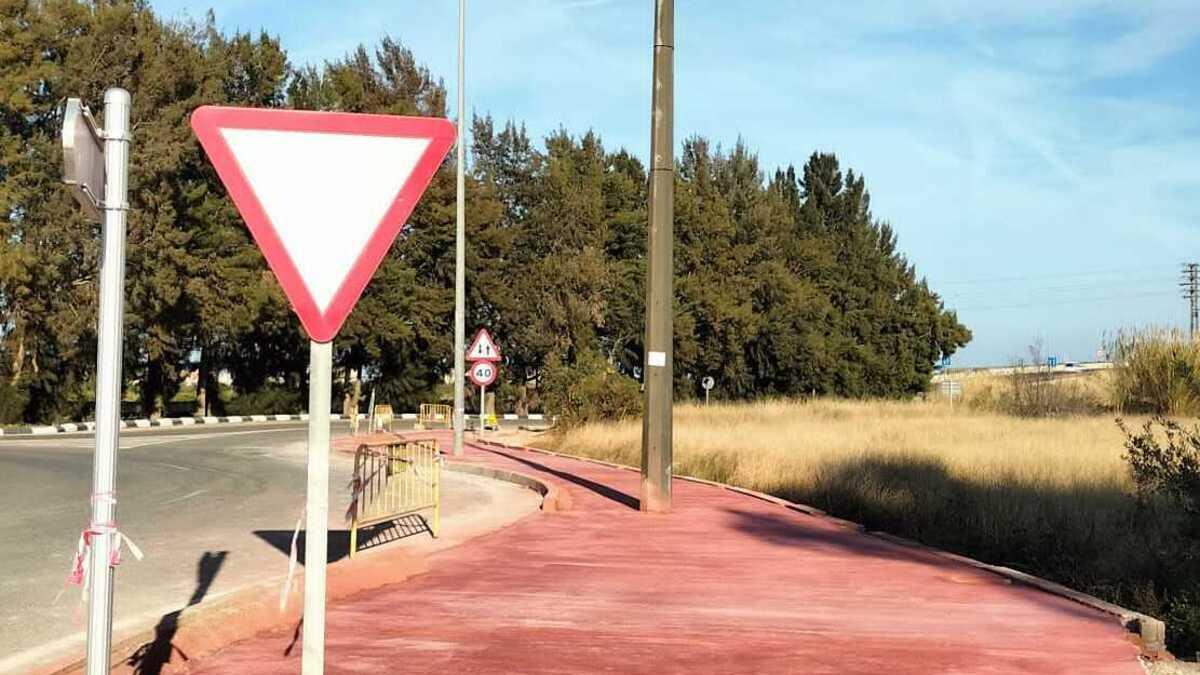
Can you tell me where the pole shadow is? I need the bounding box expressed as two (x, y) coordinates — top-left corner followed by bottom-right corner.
(482, 447), (641, 510)
(125, 551), (227, 675)
(254, 513), (432, 564)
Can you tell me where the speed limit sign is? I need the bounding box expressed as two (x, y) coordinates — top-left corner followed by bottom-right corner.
(469, 361), (497, 387)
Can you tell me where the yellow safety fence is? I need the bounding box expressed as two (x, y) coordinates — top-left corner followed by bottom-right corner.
(372, 404), (395, 432)
(416, 403), (452, 429)
(347, 439), (440, 559)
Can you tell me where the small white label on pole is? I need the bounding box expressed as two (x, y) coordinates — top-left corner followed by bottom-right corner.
(648, 351), (667, 367)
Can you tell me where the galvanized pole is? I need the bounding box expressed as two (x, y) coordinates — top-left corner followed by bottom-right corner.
(85, 87), (130, 675)
(366, 386), (376, 434)
(479, 383), (486, 434)
(452, 0), (467, 456)
(302, 340), (332, 675)
(640, 0), (674, 513)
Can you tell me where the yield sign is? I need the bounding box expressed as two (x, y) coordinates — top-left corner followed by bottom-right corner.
(466, 328), (501, 362)
(191, 106), (455, 342)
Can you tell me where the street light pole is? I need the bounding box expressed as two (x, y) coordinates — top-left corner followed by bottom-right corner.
(640, 0), (674, 513)
(453, 0), (467, 456)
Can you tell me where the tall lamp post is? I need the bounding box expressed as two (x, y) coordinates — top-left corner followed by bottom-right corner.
(641, 0), (674, 513)
(453, 0), (467, 456)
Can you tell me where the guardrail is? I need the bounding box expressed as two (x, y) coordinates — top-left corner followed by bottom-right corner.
(347, 439), (441, 558)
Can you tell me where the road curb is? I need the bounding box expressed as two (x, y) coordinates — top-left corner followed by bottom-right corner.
(0, 413), (319, 436)
(0, 413), (553, 436)
(37, 455), (550, 675)
(471, 437), (1169, 660)
(444, 461), (573, 512)
(332, 434), (571, 513)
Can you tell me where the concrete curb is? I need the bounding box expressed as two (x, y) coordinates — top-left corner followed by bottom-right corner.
(471, 437), (1169, 659)
(0, 413), (323, 436)
(39, 455), (554, 675)
(444, 460), (573, 512)
(0, 413), (554, 436)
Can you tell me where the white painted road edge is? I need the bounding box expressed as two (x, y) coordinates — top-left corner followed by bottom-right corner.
(0, 412), (553, 436)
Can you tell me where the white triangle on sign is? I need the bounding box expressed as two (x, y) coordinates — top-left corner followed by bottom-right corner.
(220, 128), (431, 313)
(467, 329), (500, 361)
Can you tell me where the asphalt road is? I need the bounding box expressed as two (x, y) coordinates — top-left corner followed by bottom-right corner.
(0, 422), (538, 674)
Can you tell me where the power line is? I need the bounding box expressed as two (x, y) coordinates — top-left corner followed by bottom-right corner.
(955, 289), (1178, 312)
(1182, 263), (1198, 339)
(942, 275), (1176, 301)
(936, 264), (1177, 287)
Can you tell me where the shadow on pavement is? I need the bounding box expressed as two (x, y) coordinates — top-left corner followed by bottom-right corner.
(254, 513), (432, 565)
(126, 551), (227, 675)
(481, 447), (641, 510)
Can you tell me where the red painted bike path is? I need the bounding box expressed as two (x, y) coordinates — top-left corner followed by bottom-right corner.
(189, 433), (1143, 674)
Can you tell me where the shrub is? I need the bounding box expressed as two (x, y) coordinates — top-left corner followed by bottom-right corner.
(1110, 328), (1200, 416)
(1001, 371), (1106, 417)
(224, 385), (304, 416)
(1118, 416), (1200, 654)
(1119, 417), (1200, 518)
(540, 351), (641, 426)
(0, 380), (28, 424)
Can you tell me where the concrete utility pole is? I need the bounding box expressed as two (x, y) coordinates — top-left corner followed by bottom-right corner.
(453, 0), (467, 456)
(640, 0), (674, 513)
(1182, 263), (1199, 339)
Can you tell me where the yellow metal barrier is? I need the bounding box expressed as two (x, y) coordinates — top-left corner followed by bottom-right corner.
(417, 403), (452, 430)
(347, 439), (440, 558)
(372, 404), (395, 432)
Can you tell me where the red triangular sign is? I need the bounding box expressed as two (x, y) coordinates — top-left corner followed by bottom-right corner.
(467, 328), (501, 362)
(191, 106), (455, 342)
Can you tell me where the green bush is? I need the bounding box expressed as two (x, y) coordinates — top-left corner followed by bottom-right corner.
(1118, 416), (1200, 654)
(540, 351), (641, 426)
(0, 380), (28, 424)
(1110, 328), (1200, 415)
(224, 385), (304, 416)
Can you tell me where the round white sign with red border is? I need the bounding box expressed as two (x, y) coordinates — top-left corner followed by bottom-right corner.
(469, 361), (498, 387)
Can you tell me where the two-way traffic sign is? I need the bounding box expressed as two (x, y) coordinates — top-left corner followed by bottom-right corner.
(466, 328), (501, 362)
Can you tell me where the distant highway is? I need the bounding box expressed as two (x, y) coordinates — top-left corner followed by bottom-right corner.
(933, 360), (1113, 381)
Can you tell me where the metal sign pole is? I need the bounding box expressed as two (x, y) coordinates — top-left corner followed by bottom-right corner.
(302, 340), (332, 675)
(366, 386), (375, 434)
(479, 384), (486, 433)
(452, 0), (467, 456)
(85, 87), (130, 675)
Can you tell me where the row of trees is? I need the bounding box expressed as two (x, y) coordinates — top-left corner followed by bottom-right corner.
(0, 1), (970, 423)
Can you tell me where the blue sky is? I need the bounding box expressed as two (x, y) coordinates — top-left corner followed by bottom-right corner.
(154, 0), (1200, 366)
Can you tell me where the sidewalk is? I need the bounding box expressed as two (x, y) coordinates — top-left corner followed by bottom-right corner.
(189, 432), (1144, 674)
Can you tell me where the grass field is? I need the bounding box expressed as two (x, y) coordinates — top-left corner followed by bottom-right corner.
(532, 398), (1198, 653)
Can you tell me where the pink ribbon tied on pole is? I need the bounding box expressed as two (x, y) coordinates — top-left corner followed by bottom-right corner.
(59, 495), (144, 605)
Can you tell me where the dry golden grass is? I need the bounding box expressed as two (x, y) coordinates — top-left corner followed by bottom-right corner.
(536, 398), (1136, 496)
